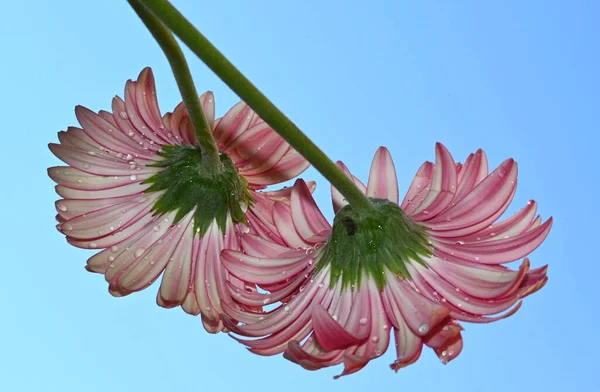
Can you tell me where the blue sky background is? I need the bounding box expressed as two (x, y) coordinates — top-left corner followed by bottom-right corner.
(1, 0), (598, 391)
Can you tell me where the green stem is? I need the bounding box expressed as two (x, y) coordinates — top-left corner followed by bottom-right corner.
(128, 0), (221, 171)
(137, 0), (374, 213)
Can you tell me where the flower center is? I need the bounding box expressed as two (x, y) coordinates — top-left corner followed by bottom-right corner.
(317, 199), (432, 290)
(143, 145), (253, 235)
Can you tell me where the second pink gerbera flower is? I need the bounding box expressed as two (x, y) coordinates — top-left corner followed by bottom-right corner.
(48, 68), (308, 332)
(222, 143), (551, 377)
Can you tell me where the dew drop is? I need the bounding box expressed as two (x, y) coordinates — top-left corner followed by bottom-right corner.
(88, 242), (97, 249)
(382, 324), (389, 330)
(153, 225), (160, 232)
(63, 223), (73, 231)
(128, 131), (135, 137)
(418, 324), (429, 334)
(318, 283), (324, 288)
(359, 317), (368, 326)
(110, 246), (119, 253)
(284, 305), (290, 312)
(130, 174), (138, 181)
(262, 298), (271, 304)
(474, 256), (480, 261)
(371, 336), (380, 343)
(119, 111), (128, 119)
(57, 203), (68, 212)
(422, 210), (429, 215)
(455, 240), (465, 245)
(134, 248), (145, 257)
(108, 256), (115, 262)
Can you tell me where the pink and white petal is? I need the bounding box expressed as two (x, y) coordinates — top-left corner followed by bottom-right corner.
(55, 182), (148, 200)
(409, 143), (458, 220)
(400, 161), (434, 210)
(230, 123), (290, 176)
(412, 263), (521, 316)
(431, 218), (552, 264)
(111, 214), (184, 294)
(55, 194), (140, 220)
(384, 272), (451, 336)
(124, 70), (169, 145)
(423, 318), (464, 349)
(239, 233), (298, 258)
(48, 166), (153, 192)
(75, 106), (150, 156)
(156, 215), (195, 308)
(427, 186), (516, 238)
(290, 180), (331, 243)
(389, 320), (423, 371)
(221, 249), (310, 285)
(245, 150), (310, 188)
(452, 149), (488, 203)
(331, 161), (368, 213)
(273, 201), (312, 248)
(366, 147), (399, 203)
(259, 180), (316, 203)
(213, 101), (258, 151)
(135, 68), (172, 141)
(427, 159), (518, 229)
(60, 194), (155, 240)
(49, 143), (160, 176)
(434, 333), (464, 364)
(451, 200), (538, 243)
(227, 266), (331, 337)
(426, 256), (529, 299)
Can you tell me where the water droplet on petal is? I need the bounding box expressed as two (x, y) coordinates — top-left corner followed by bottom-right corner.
(119, 111), (128, 120)
(422, 210), (429, 215)
(108, 256), (115, 262)
(110, 246), (119, 253)
(134, 248), (145, 257)
(130, 174), (138, 181)
(418, 324), (429, 334)
(371, 336), (380, 343)
(88, 242), (97, 249)
(284, 305), (290, 312)
(474, 256), (480, 261)
(57, 203), (67, 212)
(359, 317), (368, 325)
(153, 225), (160, 232)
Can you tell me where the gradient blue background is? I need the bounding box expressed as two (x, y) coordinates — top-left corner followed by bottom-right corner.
(1, 1), (597, 391)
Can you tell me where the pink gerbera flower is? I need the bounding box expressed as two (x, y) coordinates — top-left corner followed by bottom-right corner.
(221, 143), (551, 377)
(47, 68), (309, 332)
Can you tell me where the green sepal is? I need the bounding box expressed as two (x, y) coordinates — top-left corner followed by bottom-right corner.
(316, 198), (432, 290)
(143, 145), (253, 236)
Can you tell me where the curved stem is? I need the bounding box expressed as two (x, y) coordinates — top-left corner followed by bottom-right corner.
(137, 0), (374, 213)
(128, 0), (221, 171)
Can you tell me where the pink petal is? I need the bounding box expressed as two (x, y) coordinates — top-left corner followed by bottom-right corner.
(409, 143), (458, 220)
(400, 161), (434, 210)
(312, 304), (369, 351)
(290, 180), (331, 243)
(366, 147), (399, 203)
(331, 161), (367, 213)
